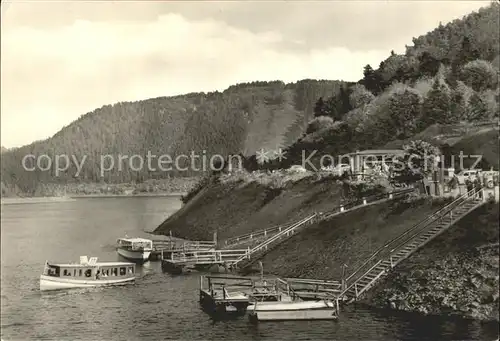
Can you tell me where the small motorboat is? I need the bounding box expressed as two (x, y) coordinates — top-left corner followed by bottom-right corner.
(40, 256), (136, 291)
(116, 237), (153, 262)
(248, 299), (338, 322)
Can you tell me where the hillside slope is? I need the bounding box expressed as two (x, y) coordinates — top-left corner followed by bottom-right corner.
(1, 79), (345, 195)
(245, 196), (441, 279)
(154, 172), (351, 241)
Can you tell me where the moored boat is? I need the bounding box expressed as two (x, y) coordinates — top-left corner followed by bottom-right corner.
(116, 237), (153, 261)
(40, 256), (135, 291)
(248, 299), (338, 322)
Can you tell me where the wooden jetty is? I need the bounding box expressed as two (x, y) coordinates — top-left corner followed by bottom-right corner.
(198, 275), (293, 315)
(161, 249), (250, 274)
(150, 239), (217, 260)
(198, 274), (342, 317)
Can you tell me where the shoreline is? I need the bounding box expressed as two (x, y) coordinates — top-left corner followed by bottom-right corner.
(1, 192), (186, 204)
(68, 192), (186, 198)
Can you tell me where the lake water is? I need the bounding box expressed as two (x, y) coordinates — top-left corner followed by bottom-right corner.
(1, 196), (498, 341)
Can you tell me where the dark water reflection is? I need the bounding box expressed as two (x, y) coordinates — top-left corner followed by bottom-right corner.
(1, 197), (498, 340)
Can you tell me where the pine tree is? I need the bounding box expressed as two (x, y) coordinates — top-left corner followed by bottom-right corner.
(387, 88), (423, 139)
(362, 64), (383, 95)
(313, 97), (325, 117)
(421, 78), (453, 127)
(418, 51), (441, 77)
(449, 88), (466, 123)
(466, 92), (489, 121)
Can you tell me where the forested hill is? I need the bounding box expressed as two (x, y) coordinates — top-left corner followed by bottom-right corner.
(256, 2), (500, 172)
(1, 79), (346, 194)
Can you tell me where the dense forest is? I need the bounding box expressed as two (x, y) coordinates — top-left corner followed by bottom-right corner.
(1, 80), (346, 195)
(255, 2), (499, 171)
(2, 2), (499, 196)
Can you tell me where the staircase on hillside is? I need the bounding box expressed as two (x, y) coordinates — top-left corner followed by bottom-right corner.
(221, 222), (295, 249)
(337, 189), (485, 303)
(229, 188), (417, 271)
(231, 213), (319, 269)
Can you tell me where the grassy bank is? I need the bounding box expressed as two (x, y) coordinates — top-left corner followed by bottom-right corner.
(154, 169), (391, 240)
(365, 202), (499, 321)
(248, 196), (444, 279)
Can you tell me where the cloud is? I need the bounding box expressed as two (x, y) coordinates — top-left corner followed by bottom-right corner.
(1, 11), (389, 147)
(0, 1), (491, 148)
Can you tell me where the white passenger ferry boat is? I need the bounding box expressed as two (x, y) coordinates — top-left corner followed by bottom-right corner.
(40, 256), (135, 291)
(116, 237), (153, 261)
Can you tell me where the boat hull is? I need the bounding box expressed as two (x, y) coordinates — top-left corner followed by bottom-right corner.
(248, 301), (338, 322)
(39, 275), (135, 291)
(117, 248), (151, 262)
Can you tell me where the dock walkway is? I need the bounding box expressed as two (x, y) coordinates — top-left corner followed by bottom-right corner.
(161, 249), (249, 273)
(150, 239), (216, 260)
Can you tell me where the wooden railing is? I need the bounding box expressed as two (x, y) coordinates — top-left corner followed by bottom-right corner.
(284, 278), (342, 299)
(166, 249), (249, 264)
(222, 222), (295, 247)
(222, 187), (416, 249)
(338, 188), (483, 301)
(153, 240), (216, 252)
(231, 213), (318, 268)
(321, 188), (415, 220)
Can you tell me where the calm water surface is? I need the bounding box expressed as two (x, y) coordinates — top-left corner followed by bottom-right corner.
(1, 197), (498, 341)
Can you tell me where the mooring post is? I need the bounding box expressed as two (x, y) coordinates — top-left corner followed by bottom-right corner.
(341, 264), (347, 291)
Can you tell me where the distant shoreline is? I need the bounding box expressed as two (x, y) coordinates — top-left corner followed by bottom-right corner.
(68, 192), (186, 198)
(1, 192), (186, 204)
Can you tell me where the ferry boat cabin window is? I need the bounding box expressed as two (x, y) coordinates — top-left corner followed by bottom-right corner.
(128, 267), (134, 274)
(79, 269), (83, 277)
(85, 269), (92, 277)
(112, 268), (118, 276)
(119, 267), (126, 276)
(47, 266), (59, 276)
(63, 269), (71, 276)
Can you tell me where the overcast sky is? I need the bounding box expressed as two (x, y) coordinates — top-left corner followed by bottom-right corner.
(0, 0), (491, 148)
